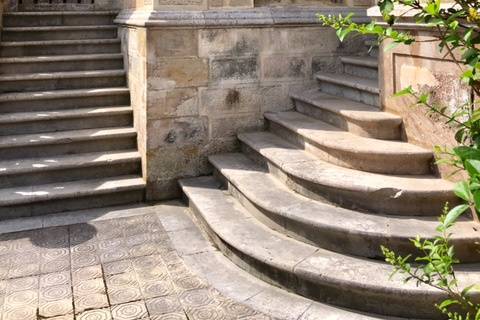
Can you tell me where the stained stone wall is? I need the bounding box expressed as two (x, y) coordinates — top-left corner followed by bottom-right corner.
(117, 7), (369, 200)
(368, 6), (466, 179)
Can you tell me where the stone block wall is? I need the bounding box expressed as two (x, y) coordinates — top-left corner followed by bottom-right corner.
(117, 7), (369, 200)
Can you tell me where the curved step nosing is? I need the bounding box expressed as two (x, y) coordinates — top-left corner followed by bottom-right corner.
(340, 56), (379, 68)
(181, 178), (446, 319)
(265, 113), (431, 158)
(0, 88), (130, 102)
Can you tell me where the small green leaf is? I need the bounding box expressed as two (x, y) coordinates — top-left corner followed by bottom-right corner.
(453, 181), (472, 202)
(444, 204), (469, 227)
(394, 86), (414, 97)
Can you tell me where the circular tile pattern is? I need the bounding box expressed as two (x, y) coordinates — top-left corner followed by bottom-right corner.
(74, 279), (104, 296)
(3, 306), (37, 320)
(111, 301), (148, 320)
(6, 290), (37, 306)
(39, 299), (73, 318)
(188, 305), (228, 320)
(179, 289), (215, 308)
(77, 308), (112, 320)
(108, 287), (142, 304)
(40, 285), (71, 302)
(40, 272), (70, 287)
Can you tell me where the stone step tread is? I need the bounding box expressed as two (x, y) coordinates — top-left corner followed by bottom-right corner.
(239, 131), (453, 192)
(341, 55), (378, 68)
(0, 126), (136, 149)
(0, 87), (129, 102)
(3, 11), (118, 16)
(0, 150), (140, 176)
(209, 152), (479, 242)
(3, 25), (117, 32)
(0, 175), (145, 206)
(0, 106), (132, 124)
(0, 38), (120, 47)
(180, 176), (478, 295)
(265, 111), (431, 156)
(0, 53), (123, 64)
(291, 89), (400, 122)
(0, 69), (126, 81)
(316, 72), (380, 94)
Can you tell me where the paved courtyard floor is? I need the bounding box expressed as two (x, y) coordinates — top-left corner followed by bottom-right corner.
(0, 203), (271, 320)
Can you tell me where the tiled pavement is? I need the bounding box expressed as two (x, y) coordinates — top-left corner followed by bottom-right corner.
(0, 211), (271, 320)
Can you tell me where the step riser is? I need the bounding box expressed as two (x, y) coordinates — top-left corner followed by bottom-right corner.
(0, 75), (126, 94)
(0, 189), (144, 220)
(343, 64), (378, 80)
(266, 119), (432, 175)
(0, 42), (121, 57)
(0, 93), (130, 113)
(213, 167), (480, 263)
(1, 161), (141, 188)
(3, 15), (115, 27)
(0, 136), (137, 160)
(319, 82), (379, 107)
(293, 99), (401, 140)
(0, 58), (124, 74)
(2, 29), (118, 42)
(240, 141), (457, 216)
(184, 191), (445, 320)
(0, 113), (132, 136)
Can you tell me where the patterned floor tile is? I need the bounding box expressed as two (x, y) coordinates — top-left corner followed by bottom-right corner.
(111, 301), (148, 320)
(0, 213), (271, 320)
(38, 298), (73, 318)
(76, 308), (112, 320)
(146, 295), (183, 316)
(40, 271), (71, 288)
(74, 293), (109, 314)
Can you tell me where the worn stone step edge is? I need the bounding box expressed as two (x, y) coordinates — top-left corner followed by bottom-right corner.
(0, 87), (129, 102)
(238, 131), (458, 216)
(180, 176), (470, 319)
(316, 72), (380, 94)
(0, 106), (132, 124)
(0, 127), (136, 149)
(0, 53), (123, 64)
(265, 111), (432, 175)
(0, 69), (126, 82)
(291, 89), (401, 139)
(0, 38), (120, 47)
(0, 150), (140, 177)
(0, 175), (145, 206)
(3, 25), (117, 32)
(209, 152), (480, 262)
(341, 56), (378, 68)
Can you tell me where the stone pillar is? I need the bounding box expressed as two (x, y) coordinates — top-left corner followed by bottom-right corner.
(116, 7), (370, 200)
(368, 5), (467, 178)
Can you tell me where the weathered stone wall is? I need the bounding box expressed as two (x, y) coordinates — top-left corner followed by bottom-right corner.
(117, 7), (369, 200)
(369, 7), (466, 179)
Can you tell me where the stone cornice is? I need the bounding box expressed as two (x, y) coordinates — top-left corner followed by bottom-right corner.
(114, 6), (370, 28)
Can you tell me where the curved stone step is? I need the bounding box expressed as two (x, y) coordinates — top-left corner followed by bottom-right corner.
(265, 111), (433, 175)
(0, 127), (137, 160)
(0, 39), (121, 57)
(0, 175), (145, 220)
(0, 150), (141, 188)
(2, 25), (118, 42)
(238, 131), (458, 216)
(0, 87), (130, 113)
(180, 176), (479, 319)
(0, 53), (124, 74)
(0, 69), (126, 93)
(341, 55), (378, 79)
(208, 152), (480, 262)
(291, 89), (402, 140)
(0, 106), (132, 135)
(316, 72), (380, 107)
(3, 11), (116, 27)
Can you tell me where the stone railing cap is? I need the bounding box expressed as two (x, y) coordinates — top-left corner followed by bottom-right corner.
(115, 6), (369, 28)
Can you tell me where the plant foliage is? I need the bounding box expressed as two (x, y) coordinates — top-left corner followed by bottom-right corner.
(318, 1), (480, 319)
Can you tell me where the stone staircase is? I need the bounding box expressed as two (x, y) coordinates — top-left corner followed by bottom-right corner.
(0, 11), (145, 219)
(180, 44), (480, 318)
